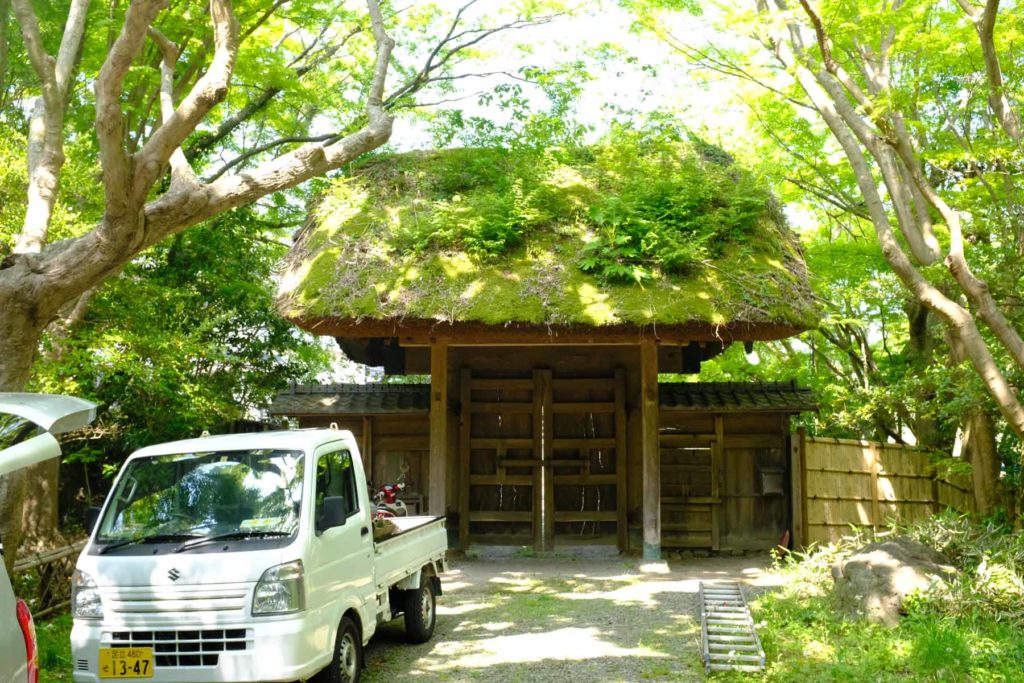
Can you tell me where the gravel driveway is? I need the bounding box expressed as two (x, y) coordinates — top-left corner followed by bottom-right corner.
(362, 550), (781, 682)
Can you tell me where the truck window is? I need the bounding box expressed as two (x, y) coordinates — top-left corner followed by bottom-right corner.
(315, 449), (359, 525)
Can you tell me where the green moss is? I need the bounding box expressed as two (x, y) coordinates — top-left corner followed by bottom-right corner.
(278, 141), (818, 330)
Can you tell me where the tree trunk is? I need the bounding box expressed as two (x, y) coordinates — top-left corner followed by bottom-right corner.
(965, 407), (1002, 516)
(0, 266), (51, 575)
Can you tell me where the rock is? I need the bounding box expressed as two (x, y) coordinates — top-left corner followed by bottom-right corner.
(831, 537), (957, 626)
(693, 549), (710, 558)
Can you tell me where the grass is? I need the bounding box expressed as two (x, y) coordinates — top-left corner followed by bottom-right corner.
(36, 612), (74, 681)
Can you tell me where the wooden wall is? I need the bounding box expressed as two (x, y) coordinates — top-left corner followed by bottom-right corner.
(291, 414), (430, 513)
(801, 435), (974, 545)
(658, 412), (790, 551)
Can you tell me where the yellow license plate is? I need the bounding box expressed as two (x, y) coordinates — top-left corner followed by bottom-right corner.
(98, 647), (154, 679)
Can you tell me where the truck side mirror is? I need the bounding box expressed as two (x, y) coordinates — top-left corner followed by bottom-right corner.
(85, 506), (102, 535)
(317, 496), (347, 533)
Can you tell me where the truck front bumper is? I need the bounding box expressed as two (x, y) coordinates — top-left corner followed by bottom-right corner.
(71, 615), (330, 683)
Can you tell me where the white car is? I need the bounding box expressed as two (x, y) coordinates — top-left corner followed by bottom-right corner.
(0, 393), (98, 683)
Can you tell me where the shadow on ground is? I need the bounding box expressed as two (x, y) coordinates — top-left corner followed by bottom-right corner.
(362, 551), (780, 682)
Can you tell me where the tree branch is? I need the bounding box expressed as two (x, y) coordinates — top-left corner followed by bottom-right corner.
(147, 27), (198, 189)
(135, 0), (239, 198)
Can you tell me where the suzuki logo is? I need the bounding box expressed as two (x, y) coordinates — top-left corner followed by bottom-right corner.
(168, 568), (181, 582)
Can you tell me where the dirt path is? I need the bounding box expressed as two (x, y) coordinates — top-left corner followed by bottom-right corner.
(362, 551), (782, 682)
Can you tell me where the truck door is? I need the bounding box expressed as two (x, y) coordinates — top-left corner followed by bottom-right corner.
(307, 446), (374, 638)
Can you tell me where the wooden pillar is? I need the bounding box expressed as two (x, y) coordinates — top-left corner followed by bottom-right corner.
(458, 368), (472, 547)
(790, 427), (806, 550)
(614, 368), (628, 552)
(429, 341), (448, 516)
(640, 339), (660, 561)
(361, 416), (373, 480)
(869, 442), (880, 534)
(712, 414), (724, 552)
(533, 369), (553, 551)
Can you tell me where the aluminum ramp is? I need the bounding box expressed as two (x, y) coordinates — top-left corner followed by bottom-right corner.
(699, 580), (765, 673)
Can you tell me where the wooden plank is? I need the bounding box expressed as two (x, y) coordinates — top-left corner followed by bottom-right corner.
(468, 511), (534, 522)
(469, 378), (533, 390)
(374, 435), (429, 451)
(551, 378), (616, 391)
(659, 434), (717, 445)
(469, 475), (534, 486)
(459, 368), (472, 548)
(538, 369), (554, 551)
(552, 474), (618, 485)
(615, 368), (628, 553)
(641, 339), (661, 560)
(712, 415), (724, 552)
(551, 438), (616, 449)
(791, 427), (805, 550)
(720, 435), (785, 449)
(869, 441), (880, 532)
(361, 416), (373, 478)
(553, 511), (618, 522)
(428, 341), (448, 516)
(471, 438), (534, 449)
(532, 369), (545, 550)
(470, 402), (534, 414)
(662, 496), (721, 505)
(551, 402), (616, 414)
(499, 458), (545, 468)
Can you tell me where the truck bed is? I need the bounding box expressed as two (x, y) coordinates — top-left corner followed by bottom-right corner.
(373, 515), (447, 593)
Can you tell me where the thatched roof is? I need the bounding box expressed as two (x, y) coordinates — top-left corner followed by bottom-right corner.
(277, 142), (817, 343)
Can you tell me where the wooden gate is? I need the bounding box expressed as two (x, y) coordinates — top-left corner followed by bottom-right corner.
(458, 368), (628, 550)
(660, 436), (720, 549)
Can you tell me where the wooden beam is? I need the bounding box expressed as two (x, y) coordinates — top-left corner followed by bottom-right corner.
(869, 441), (881, 534)
(614, 368), (628, 553)
(712, 414), (724, 552)
(790, 427), (805, 550)
(361, 416), (372, 479)
(429, 341), (449, 516)
(534, 369), (554, 551)
(640, 339), (661, 560)
(459, 368), (472, 548)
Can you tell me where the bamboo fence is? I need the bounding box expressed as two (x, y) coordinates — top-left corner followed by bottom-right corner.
(803, 436), (973, 545)
(11, 538), (88, 618)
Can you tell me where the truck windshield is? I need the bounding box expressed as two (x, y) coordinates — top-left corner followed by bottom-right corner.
(96, 449), (304, 545)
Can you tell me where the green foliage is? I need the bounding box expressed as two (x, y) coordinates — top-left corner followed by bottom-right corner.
(30, 208), (329, 468)
(748, 519), (1024, 682)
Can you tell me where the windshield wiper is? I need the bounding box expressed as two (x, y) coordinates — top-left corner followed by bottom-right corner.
(173, 530), (292, 553)
(99, 533), (202, 555)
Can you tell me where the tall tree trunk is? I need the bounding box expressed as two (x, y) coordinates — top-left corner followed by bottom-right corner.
(965, 407), (1002, 516)
(0, 278), (46, 574)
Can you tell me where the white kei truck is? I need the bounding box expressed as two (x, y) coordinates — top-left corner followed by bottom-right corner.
(69, 429), (448, 683)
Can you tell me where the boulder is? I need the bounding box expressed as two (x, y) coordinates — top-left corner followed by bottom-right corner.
(830, 536), (957, 626)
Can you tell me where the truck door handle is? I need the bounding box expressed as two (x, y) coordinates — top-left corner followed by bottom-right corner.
(361, 527), (369, 536)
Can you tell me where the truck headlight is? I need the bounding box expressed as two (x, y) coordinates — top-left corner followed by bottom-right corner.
(252, 560), (305, 615)
(72, 570), (103, 619)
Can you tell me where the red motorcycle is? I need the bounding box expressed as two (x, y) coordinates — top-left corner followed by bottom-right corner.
(372, 472), (408, 519)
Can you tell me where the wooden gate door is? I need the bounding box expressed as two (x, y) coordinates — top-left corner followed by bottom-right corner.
(458, 370), (543, 547)
(660, 435), (721, 550)
(548, 370), (628, 550)
(458, 368), (628, 551)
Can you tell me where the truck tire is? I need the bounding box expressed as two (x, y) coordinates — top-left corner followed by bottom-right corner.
(403, 578), (436, 644)
(326, 616), (362, 683)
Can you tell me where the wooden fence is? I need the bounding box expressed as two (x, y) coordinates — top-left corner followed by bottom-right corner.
(795, 433), (973, 546)
(11, 538), (87, 618)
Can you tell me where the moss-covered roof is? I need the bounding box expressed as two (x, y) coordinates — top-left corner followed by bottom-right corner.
(277, 141), (818, 342)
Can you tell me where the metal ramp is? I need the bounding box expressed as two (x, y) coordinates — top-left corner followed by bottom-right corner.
(699, 580), (765, 674)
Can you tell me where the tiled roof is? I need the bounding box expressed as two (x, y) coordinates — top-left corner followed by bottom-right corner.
(659, 380), (816, 412)
(270, 380), (816, 415)
(269, 384), (430, 415)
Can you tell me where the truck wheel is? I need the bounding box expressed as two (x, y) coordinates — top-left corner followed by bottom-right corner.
(327, 616), (362, 683)
(404, 578), (436, 644)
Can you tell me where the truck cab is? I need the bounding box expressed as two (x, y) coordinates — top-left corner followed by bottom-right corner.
(70, 429), (447, 683)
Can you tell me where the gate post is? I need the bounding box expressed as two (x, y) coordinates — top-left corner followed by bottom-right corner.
(429, 341), (449, 516)
(640, 339), (661, 561)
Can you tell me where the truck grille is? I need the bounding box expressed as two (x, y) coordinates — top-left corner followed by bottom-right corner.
(104, 583), (250, 614)
(109, 629), (250, 668)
